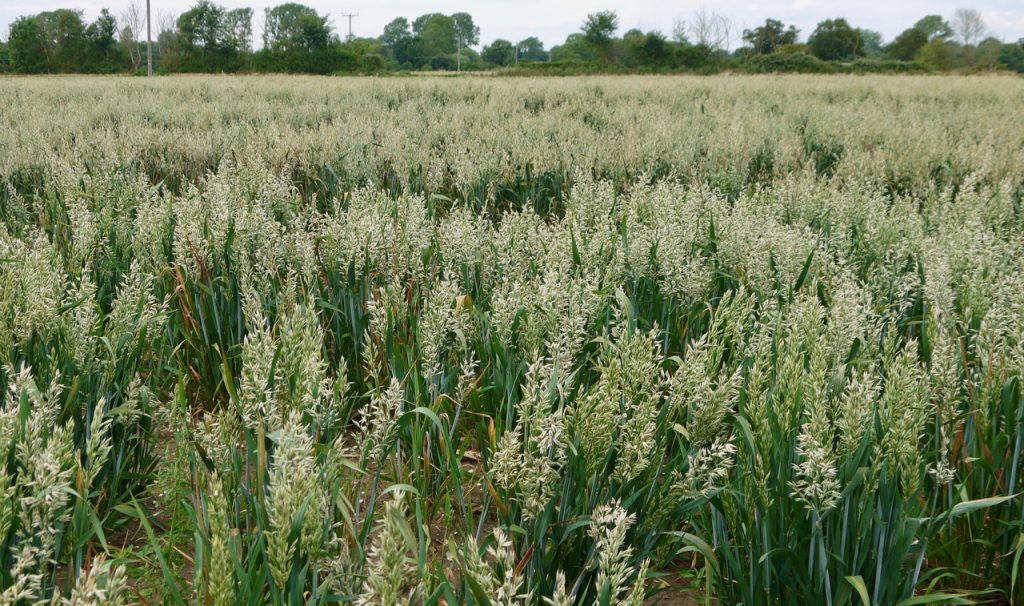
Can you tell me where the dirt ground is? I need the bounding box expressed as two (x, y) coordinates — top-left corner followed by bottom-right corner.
(645, 570), (705, 605)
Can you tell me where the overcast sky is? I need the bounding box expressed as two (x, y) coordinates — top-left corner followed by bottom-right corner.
(2, 0), (1023, 49)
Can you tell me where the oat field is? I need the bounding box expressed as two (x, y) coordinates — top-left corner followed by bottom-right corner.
(0, 74), (1022, 605)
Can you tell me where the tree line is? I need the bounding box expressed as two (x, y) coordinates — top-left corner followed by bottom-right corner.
(0, 4), (1022, 75)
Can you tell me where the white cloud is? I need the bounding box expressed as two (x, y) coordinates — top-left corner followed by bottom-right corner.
(981, 10), (1024, 41)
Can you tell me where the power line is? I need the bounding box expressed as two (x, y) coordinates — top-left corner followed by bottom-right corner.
(340, 12), (359, 42)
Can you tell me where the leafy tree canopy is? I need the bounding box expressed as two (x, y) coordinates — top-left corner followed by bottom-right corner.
(481, 38), (514, 66)
(808, 18), (863, 61)
(516, 36), (547, 62)
(885, 27), (928, 60)
(913, 15), (953, 41)
(583, 10), (618, 63)
(263, 3), (330, 53)
(743, 19), (799, 54)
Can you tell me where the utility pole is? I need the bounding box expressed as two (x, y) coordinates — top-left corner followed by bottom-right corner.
(340, 12), (358, 42)
(146, 0), (153, 76)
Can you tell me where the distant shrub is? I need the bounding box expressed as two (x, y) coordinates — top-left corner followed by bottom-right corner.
(744, 53), (834, 73)
(778, 43), (811, 55)
(496, 58), (730, 77)
(847, 59), (930, 73)
(252, 47), (384, 75)
(495, 60), (620, 76)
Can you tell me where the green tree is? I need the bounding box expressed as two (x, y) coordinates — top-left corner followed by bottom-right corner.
(38, 9), (88, 71)
(451, 12), (479, 49)
(263, 3), (330, 52)
(622, 28), (644, 62)
(178, 1), (227, 49)
(998, 39), (1024, 73)
(583, 10), (618, 63)
(516, 36), (547, 62)
(225, 8), (253, 54)
(411, 13), (441, 35)
(743, 19), (799, 55)
(642, 32), (671, 66)
(913, 15), (953, 41)
(858, 29), (883, 57)
(885, 27), (928, 60)
(379, 17), (415, 66)
(86, 9), (118, 53)
(176, 0), (243, 71)
(481, 38), (515, 66)
(623, 29), (670, 68)
(807, 18), (863, 61)
(917, 39), (955, 70)
(414, 13), (456, 67)
(346, 36), (382, 59)
(8, 15), (48, 72)
(550, 33), (597, 62)
(450, 12), (477, 70)
(85, 8), (127, 71)
(976, 36), (1001, 71)
(380, 17), (410, 55)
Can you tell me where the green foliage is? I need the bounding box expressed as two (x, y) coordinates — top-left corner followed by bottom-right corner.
(171, 0), (246, 72)
(976, 37), (1003, 71)
(451, 12), (479, 49)
(583, 10), (619, 63)
(516, 36), (548, 62)
(917, 39), (957, 70)
(848, 58), (930, 74)
(251, 45), (382, 74)
(379, 16), (411, 63)
(414, 13), (455, 55)
(914, 15), (954, 41)
(224, 7), (254, 53)
(886, 28), (929, 61)
(550, 33), (597, 63)
(8, 15), (48, 73)
(38, 9), (88, 71)
(177, 1), (230, 50)
(858, 29), (884, 57)
(7, 9), (131, 73)
(622, 29), (672, 68)
(262, 3), (331, 52)
(497, 60), (613, 76)
(808, 18), (864, 61)
(1, 7), (1015, 75)
(745, 52), (833, 73)
(743, 19), (800, 55)
(481, 38), (515, 67)
(800, 129), (845, 178)
(1000, 40), (1024, 73)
